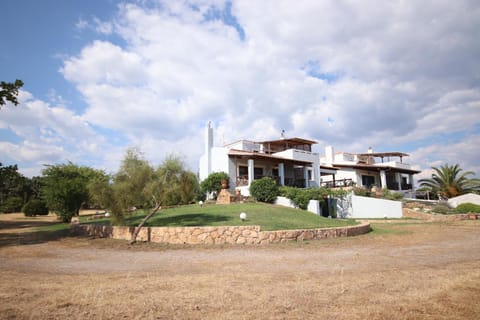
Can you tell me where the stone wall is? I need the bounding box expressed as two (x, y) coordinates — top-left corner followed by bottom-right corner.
(402, 208), (473, 221)
(71, 222), (371, 245)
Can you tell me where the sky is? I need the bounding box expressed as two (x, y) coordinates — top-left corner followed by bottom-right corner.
(1, 0), (479, 183)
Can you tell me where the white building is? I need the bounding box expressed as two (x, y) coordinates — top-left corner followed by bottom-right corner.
(199, 122), (321, 196)
(319, 146), (420, 194)
(199, 122), (420, 196)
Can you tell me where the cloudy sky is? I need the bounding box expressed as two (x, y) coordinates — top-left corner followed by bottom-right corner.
(1, 0), (479, 181)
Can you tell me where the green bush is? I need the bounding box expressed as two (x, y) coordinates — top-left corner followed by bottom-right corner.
(200, 172), (230, 197)
(431, 204), (454, 214)
(22, 199), (49, 217)
(1, 196), (24, 213)
(352, 187), (372, 197)
(249, 177), (279, 203)
(455, 203), (480, 213)
(381, 189), (404, 201)
(278, 186), (329, 210)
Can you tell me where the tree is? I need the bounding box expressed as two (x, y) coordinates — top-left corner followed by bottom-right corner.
(418, 163), (480, 199)
(0, 79), (24, 107)
(0, 163), (31, 212)
(88, 150), (199, 243)
(41, 163), (105, 222)
(130, 155), (198, 243)
(200, 172), (229, 199)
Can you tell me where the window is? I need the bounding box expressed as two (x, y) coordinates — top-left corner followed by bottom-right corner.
(361, 175), (375, 187)
(254, 167), (263, 179)
(239, 166), (248, 177)
(272, 168), (279, 176)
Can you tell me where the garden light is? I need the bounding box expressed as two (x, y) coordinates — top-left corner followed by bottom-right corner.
(240, 212), (247, 221)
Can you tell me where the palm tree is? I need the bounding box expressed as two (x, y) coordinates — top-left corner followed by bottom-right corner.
(419, 164), (480, 199)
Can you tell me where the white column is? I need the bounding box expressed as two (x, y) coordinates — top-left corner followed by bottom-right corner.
(247, 159), (254, 187)
(313, 158), (321, 188)
(380, 170), (387, 189)
(396, 172), (402, 190)
(409, 174), (414, 191)
(304, 167), (309, 188)
(278, 163), (285, 186)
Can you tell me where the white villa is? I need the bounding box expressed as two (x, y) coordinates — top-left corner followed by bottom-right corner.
(199, 122), (419, 196)
(319, 146), (420, 194)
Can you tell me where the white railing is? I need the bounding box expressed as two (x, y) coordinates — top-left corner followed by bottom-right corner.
(273, 149), (318, 162)
(376, 161), (412, 170)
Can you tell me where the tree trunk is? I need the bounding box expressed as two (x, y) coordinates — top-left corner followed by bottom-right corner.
(130, 203), (162, 244)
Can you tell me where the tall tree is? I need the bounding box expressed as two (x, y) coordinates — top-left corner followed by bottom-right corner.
(419, 163), (480, 199)
(42, 163), (105, 222)
(129, 154), (199, 243)
(0, 163), (31, 212)
(88, 150), (199, 243)
(0, 79), (24, 107)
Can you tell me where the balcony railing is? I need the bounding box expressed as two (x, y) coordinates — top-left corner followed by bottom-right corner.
(236, 175), (249, 187)
(321, 178), (354, 188)
(387, 182), (413, 190)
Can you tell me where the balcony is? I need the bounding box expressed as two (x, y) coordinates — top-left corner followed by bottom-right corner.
(376, 161), (412, 170)
(273, 149), (318, 162)
(321, 178), (354, 188)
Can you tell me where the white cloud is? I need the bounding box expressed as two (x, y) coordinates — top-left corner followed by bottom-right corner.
(409, 134), (480, 180)
(75, 18), (89, 31)
(6, 0), (479, 178)
(0, 90), (113, 176)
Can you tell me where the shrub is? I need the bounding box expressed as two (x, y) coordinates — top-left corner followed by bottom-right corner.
(381, 189), (404, 201)
(455, 203), (480, 213)
(249, 177), (279, 203)
(22, 199), (49, 217)
(278, 186), (329, 210)
(200, 172), (230, 197)
(352, 187), (372, 197)
(1, 196), (24, 213)
(431, 203), (454, 214)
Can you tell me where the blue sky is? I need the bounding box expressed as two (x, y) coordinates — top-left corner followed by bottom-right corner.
(1, 0), (479, 181)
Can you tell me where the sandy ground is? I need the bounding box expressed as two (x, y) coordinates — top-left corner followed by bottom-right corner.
(0, 213), (479, 319)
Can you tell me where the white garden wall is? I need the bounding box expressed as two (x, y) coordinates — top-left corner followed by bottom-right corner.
(447, 193), (480, 208)
(336, 194), (402, 219)
(275, 196), (321, 215)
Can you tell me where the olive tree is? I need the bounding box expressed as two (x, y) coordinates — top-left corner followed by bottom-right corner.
(89, 149), (199, 243)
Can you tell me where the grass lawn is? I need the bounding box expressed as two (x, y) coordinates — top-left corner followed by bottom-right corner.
(99, 202), (358, 231)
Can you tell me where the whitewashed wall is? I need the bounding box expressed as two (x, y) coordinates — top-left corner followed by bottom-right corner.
(336, 194), (402, 219)
(275, 196), (321, 215)
(447, 193), (480, 208)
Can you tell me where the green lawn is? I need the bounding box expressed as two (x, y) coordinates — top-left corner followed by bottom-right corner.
(113, 202), (357, 231)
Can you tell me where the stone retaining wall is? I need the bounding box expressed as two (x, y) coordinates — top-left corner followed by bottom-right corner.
(71, 222), (371, 245)
(402, 208), (474, 221)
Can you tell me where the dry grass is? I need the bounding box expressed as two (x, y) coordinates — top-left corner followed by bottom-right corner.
(1, 213), (479, 319)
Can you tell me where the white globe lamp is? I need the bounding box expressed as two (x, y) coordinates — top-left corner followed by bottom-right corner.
(240, 212), (247, 221)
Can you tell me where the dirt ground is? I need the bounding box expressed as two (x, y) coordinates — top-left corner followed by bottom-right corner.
(0, 213), (479, 320)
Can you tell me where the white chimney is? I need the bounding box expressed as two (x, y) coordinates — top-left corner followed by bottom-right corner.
(205, 121), (213, 175)
(368, 147), (373, 154)
(325, 146), (334, 164)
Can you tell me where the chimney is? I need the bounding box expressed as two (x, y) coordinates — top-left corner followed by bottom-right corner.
(205, 121), (213, 175)
(325, 146), (334, 164)
(368, 146), (373, 154)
